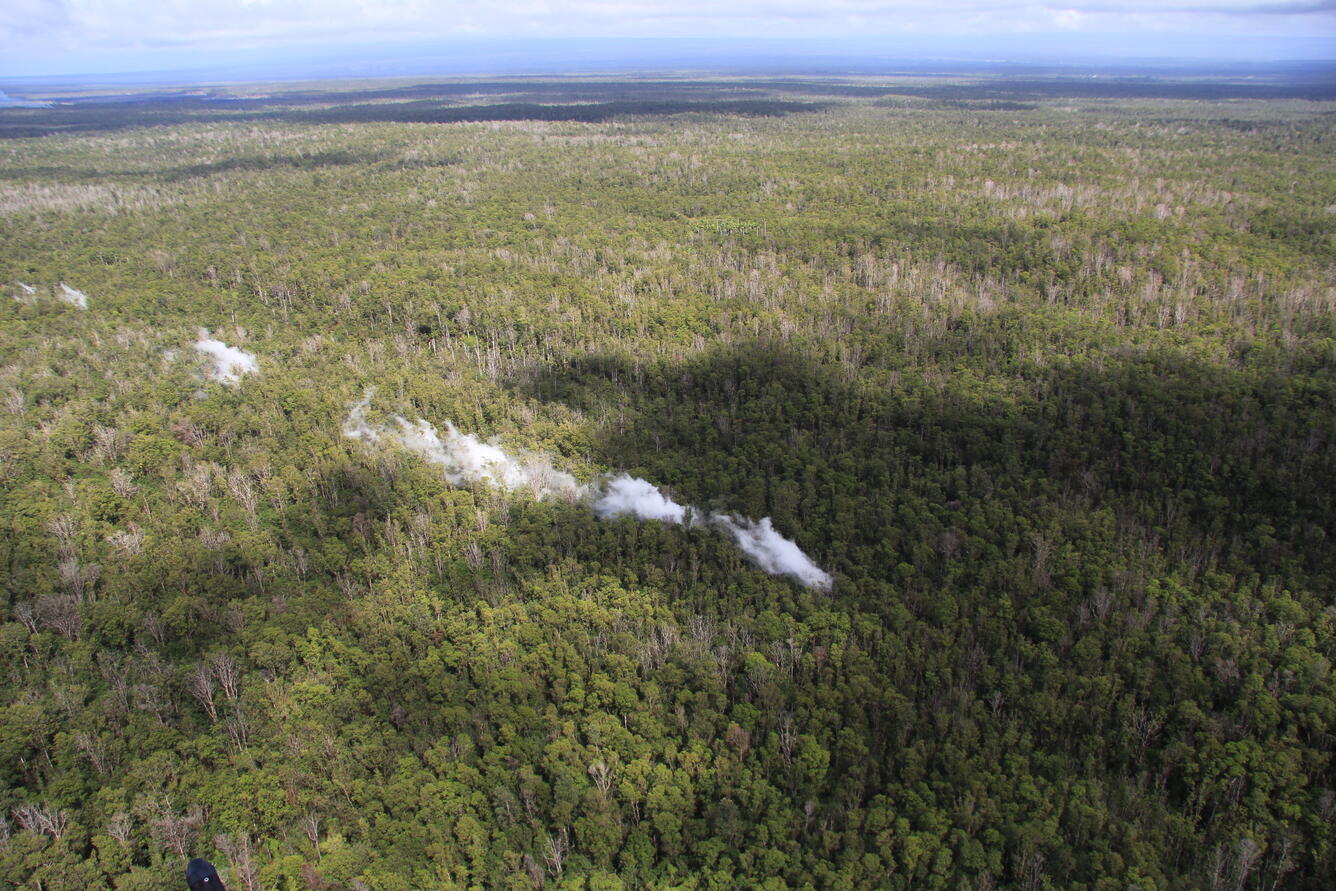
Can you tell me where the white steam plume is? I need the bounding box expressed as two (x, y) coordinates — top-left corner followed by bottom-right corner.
(344, 391), (586, 501)
(58, 283), (88, 309)
(709, 515), (834, 591)
(592, 474), (688, 524)
(344, 392), (832, 590)
(195, 331), (258, 384)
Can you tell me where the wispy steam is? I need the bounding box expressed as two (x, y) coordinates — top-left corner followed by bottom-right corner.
(194, 332), (258, 384)
(344, 392), (584, 499)
(344, 392), (832, 590)
(58, 283), (88, 309)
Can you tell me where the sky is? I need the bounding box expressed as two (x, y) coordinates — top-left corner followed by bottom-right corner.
(3, 0), (1334, 78)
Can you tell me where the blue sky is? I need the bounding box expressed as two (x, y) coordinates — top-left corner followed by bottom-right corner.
(4, 1), (1334, 77)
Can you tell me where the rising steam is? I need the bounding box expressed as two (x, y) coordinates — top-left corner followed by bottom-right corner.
(344, 392), (582, 499)
(58, 283), (88, 309)
(344, 392), (832, 590)
(195, 332), (258, 384)
(711, 516), (834, 591)
(592, 475), (688, 524)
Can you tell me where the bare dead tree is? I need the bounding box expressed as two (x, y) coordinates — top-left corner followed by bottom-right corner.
(177, 460), (216, 515)
(98, 652), (130, 718)
(523, 853), (545, 889)
(1209, 843), (1230, 891)
(778, 713), (798, 765)
(725, 723), (751, 757)
(543, 828), (570, 879)
(216, 832), (260, 891)
(637, 622), (677, 671)
(226, 468), (259, 528)
(190, 663), (218, 723)
(107, 523), (145, 557)
(225, 706), (250, 754)
(1263, 833), (1297, 890)
(1233, 838), (1264, 891)
(199, 527), (231, 551)
(107, 811), (133, 845)
(687, 613), (716, 644)
(12, 802), (68, 839)
(36, 593), (82, 640)
(57, 557), (83, 593)
(1128, 707), (1164, 762)
(211, 653), (241, 703)
(300, 810), (321, 861)
(141, 611), (165, 646)
(287, 546), (308, 579)
(260, 473), (288, 512)
(110, 468), (138, 498)
(771, 636), (801, 680)
(47, 513), (78, 560)
(463, 539), (483, 570)
(150, 798), (202, 859)
(588, 760), (615, 797)
(73, 731), (111, 776)
(91, 424), (127, 463)
(1019, 849), (1047, 891)
(13, 601), (38, 633)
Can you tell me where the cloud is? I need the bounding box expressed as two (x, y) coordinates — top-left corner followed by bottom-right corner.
(1189, 0), (1336, 12)
(4, 0), (1332, 58)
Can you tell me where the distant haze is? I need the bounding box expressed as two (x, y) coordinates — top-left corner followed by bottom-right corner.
(2, 1), (1333, 79)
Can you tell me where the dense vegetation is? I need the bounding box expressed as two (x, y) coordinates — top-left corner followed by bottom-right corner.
(0, 75), (1333, 889)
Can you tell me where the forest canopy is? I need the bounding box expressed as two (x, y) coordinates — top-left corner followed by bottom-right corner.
(0, 74), (1333, 889)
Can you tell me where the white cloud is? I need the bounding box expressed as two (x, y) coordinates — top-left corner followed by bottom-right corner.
(3, 0), (1332, 56)
(1052, 8), (1087, 29)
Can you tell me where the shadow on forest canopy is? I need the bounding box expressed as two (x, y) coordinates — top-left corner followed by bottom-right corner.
(511, 339), (1335, 598)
